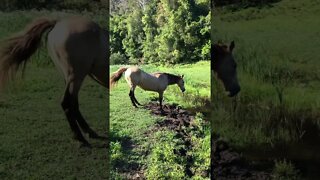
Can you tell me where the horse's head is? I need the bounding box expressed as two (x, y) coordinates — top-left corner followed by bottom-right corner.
(212, 41), (240, 97)
(177, 75), (186, 93)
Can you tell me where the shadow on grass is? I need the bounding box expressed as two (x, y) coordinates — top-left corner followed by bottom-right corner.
(109, 129), (142, 177)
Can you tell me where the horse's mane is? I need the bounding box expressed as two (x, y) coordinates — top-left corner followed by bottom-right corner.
(163, 73), (181, 85)
(212, 42), (231, 71)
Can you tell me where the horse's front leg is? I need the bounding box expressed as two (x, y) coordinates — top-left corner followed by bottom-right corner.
(159, 92), (164, 112)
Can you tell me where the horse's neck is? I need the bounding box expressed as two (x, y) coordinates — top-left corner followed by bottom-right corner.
(168, 81), (177, 86)
(166, 74), (179, 85)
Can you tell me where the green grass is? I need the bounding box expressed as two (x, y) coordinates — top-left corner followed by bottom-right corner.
(0, 64), (108, 179)
(110, 61), (210, 179)
(0, 11), (108, 179)
(213, 0), (320, 177)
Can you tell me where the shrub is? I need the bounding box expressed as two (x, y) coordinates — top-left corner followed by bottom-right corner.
(110, 52), (127, 65)
(272, 159), (300, 180)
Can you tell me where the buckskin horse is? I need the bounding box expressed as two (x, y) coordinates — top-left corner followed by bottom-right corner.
(0, 16), (108, 147)
(110, 66), (185, 111)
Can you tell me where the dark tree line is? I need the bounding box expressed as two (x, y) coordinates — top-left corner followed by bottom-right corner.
(110, 0), (211, 65)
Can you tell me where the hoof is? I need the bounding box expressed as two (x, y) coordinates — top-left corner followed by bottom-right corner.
(159, 109), (165, 114)
(89, 133), (108, 140)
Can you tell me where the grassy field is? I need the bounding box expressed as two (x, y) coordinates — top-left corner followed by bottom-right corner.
(213, 0), (320, 178)
(0, 11), (108, 179)
(110, 62), (210, 179)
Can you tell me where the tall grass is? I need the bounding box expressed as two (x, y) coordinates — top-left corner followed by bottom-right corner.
(212, 0), (320, 148)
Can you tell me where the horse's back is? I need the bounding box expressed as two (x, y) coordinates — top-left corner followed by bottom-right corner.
(125, 67), (167, 92)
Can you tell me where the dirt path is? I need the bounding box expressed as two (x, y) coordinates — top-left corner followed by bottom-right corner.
(113, 101), (197, 179)
(123, 101), (271, 179)
(145, 102), (271, 179)
(116, 101), (199, 179)
(145, 102), (199, 177)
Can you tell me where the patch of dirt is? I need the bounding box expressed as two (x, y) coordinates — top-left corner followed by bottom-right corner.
(116, 101), (272, 180)
(144, 101), (271, 179)
(144, 102), (205, 178)
(212, 134), (271, 179)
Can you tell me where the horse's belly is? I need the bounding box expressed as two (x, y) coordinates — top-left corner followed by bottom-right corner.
(138, 77), (161, 91)
(138, 84), (157, 91)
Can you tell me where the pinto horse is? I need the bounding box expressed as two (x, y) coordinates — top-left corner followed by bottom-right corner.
(212, 41), (240, 97)
(0, 16), (108, 147)
(110, 66), (185, 110)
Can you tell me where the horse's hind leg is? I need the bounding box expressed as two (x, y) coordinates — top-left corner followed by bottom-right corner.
(66, 76), (101, 139)
(129, 90), (138, 108)
(131, 86), (142, 106)
(73, 99), (102, 139)
(61, 81), (90, 147)
(129, 86), (138, 108)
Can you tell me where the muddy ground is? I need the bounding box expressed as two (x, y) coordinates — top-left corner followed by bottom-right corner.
(125, 102), (271, 179)
(144, 102), (199, 178)
(212, 134), (271, 180)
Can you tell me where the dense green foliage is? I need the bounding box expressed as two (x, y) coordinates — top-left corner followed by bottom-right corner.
(110, 0), (210, 65)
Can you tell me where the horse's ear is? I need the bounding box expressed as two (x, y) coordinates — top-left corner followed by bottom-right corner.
(181, 74), (184, 78)
(230, 41), (235, 52)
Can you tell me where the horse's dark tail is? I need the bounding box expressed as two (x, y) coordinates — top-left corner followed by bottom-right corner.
(110, 67), (128, 89)
(0, 17), (57, 90)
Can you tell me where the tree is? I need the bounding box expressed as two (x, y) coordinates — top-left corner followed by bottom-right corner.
(110, 0), (211, 65)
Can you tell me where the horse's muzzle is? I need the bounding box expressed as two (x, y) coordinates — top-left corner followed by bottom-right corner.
(228, 86), (240, 97)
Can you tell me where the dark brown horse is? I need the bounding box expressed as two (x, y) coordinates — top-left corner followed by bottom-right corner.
(212, 41), (240, 97)
(0, 16), (108, 147)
